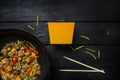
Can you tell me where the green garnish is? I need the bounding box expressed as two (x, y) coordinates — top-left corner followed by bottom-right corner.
(75, 45), (84, 50)
(86, 48), (96, 53)
(27, 76), (32, 80)
(36, 16), (39, 26)
(30, 66), (34, 76)
(80, 35), (90, 40)
(19, 41), (25, 46)
(69, 45), (75, 52)
(29, 42), (35, 49)
(98, 50), (101, 59)
(17, 61), (22, 69)
(27, 25), (35, 31)
(85, 51), (96, 60)
(22, 73), (32, 80)
(0, 56), (3, 58)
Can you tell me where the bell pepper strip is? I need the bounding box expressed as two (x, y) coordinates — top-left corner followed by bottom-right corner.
(5, 45), (12, 49)
(29, 46), (34, 53)
(22, 73), (32, 80)
(30, 66), (34, 76)
(34, 50), (39, 56)
(0, 56), (3, 58)
(26, 66), (32, 74)
(24, 48), (27, 53)
(17, 40), (22, 45)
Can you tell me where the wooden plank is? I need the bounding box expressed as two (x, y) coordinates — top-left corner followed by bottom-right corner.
(0, 22), (120, 44)
(0, 0), (120, 21)
(0, 22), (49, 44)
(51, 68), (120, 80)
(74, 22), (120, 44)
(45, 45), (120, 68)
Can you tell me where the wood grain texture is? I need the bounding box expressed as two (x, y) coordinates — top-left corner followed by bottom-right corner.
(0, 0), (120, 80)
(46, 45), (120, 80)
(51, 68), (120, 80)
(0, 22), (120, 44)
(46, 45), (120, 68)
(0, 0), (120, 21)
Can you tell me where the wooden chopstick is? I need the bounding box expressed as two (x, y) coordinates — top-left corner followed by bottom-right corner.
(63, 56), (105, 74)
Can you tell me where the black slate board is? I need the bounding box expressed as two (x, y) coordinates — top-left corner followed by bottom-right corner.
(0, 0), (120, 21)
(0, 0), (120, 80)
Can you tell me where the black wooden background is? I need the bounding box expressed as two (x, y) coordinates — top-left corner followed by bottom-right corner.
(0, 0), (120, 80)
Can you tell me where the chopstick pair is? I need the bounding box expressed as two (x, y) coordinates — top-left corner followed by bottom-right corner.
(60, 56), (105, 74)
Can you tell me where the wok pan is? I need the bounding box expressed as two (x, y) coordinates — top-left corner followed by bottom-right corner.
(0, 29), (50, 80)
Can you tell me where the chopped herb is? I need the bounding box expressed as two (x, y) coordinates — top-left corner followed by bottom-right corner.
(0, 56), (3, 58)
(86, 48), (96, 53)
(29, 42), (35, 49)
(27, 25), (35, 31)
(30, 66), (34, 76)
(19, 41), (26, 49)
(75, 45), (84, 50)
(36, 16), (39, 26)
(19, 41), (25, 46)
(17, 61), (22, 69)
(69, 45), (75, 52)
(27, 75), (32, 80)
(22, 73), (32, 80)
(80, 35), (90, 40)
(17, 40), (22, 45)
(98, 50), (101, 59)
(85, 51), (96, 60)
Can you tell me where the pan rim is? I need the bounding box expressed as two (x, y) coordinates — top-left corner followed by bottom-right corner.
(0, 29), (50, 80)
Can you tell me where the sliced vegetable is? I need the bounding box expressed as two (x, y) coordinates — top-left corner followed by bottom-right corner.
(15, 75), (22, 80)
(24, 48), (27, 53)
(85, 51), (96, 60)
(17, 40), (22, 45)
(17, 61), (22, 69)
(34, 50), (39, 56)
(80, 35), (90, 40)
(25, 57), (32, 64)
(69, 45), (75, 52)
(27, 25), (35, 31)
(36, 16), (39, 26)
(26, 66), (32, 74)
(23, 73), (32, 80)
(5, 45), (12, 49)
(86, 48), (96, 53)
(12, 57), (18, 64)
(19, 40), (25, 46)
(75, 45), (84, 50)
(22, 73), (27, 79)
(27, 75), (32, 80)
(5, 65), (13, 72)
(29, 46), (34, 53)
(30, 66), (34, 76)
(0, 40), (41, 80)
(98, 50), (101, 59)
(0, 56), (3, 58)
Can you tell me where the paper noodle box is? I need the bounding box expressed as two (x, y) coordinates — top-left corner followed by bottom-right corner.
(48, 22), (75, 44)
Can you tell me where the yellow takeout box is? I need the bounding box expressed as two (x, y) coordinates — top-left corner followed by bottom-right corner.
(48, 22), (75, 44)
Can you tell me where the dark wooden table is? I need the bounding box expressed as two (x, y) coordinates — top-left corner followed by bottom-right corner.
(0, 0), (120, 80)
